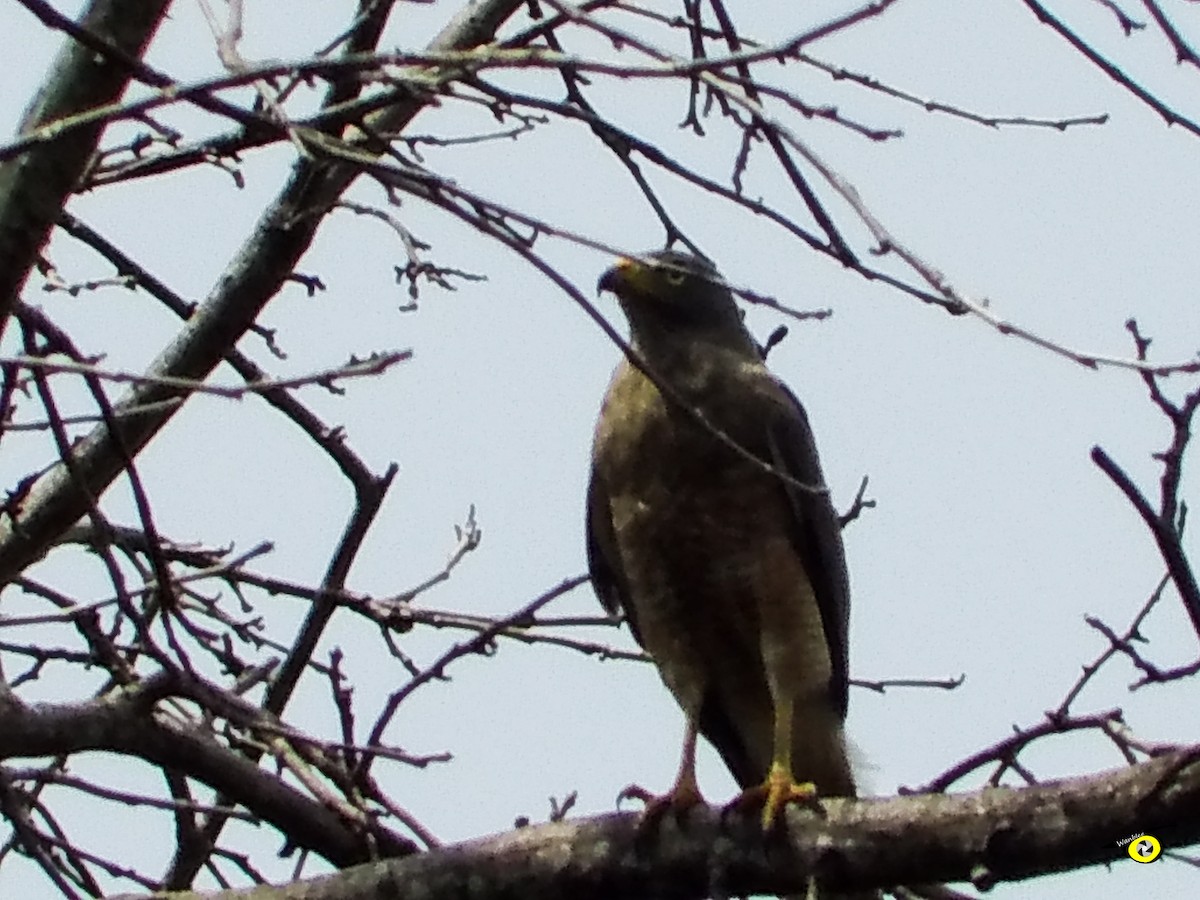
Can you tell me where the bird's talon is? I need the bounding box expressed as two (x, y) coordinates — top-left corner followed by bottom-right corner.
(761, 778), (818, 830)
(617, 782), (705, 830)
(616, 783), (656, 808)
(725, 764), (820, 830)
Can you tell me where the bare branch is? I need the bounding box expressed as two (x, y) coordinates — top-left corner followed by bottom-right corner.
(0, 0), (171, 336)
(106, 748), (1200, 900)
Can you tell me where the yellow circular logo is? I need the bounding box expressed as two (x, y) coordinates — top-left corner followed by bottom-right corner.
(1128, 835), (1161, 863)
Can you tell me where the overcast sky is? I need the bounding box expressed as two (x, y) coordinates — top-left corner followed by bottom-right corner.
(3, 1), (1199, 898)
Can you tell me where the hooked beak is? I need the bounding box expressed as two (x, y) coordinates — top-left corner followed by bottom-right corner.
(597, 257), (636, 296)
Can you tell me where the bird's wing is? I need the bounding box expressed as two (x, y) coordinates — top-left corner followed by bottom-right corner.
(766, 383), (851, 719)
(585, 468), (644, 646)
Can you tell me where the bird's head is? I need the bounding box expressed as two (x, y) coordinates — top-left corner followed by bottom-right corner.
(597, 250), (752, 354)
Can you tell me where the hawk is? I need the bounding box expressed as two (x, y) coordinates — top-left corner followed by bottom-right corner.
(587, 249), (857, 832)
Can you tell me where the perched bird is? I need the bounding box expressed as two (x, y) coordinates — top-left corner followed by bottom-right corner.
(587, 249), (857, 835)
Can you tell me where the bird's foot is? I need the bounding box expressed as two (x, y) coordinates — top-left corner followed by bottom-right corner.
(617, 780), (706, 829)
(724, 762), (820, 831)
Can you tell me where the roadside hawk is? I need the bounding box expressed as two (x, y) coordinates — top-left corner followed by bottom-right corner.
(587, 249), (857, 835)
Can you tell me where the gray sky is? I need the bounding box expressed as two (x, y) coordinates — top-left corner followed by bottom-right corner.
(2, 1), (1198, 897)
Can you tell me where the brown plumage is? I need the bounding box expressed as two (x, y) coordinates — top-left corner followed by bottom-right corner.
(587, 249), (857, 833)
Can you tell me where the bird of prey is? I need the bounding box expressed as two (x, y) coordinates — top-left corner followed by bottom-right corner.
(587, 249), (857, 833)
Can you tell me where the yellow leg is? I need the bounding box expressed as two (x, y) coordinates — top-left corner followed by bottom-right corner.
(619, 717), (706, 819)
(725, 696), (818, 830)
(761, 696), (816, 829)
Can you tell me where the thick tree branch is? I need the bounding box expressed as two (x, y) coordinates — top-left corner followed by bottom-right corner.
(110, 747), (1200, 899)
(0, 0), (528, 585)
(0, 674), (418, 867)
(0, 0), (170, 338)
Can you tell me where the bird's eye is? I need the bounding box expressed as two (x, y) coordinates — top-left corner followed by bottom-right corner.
(664, 270), (686, 286)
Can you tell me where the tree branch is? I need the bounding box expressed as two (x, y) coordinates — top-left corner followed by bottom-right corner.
(0, 674), (418, 867)
(0, 0), (528, 584)
(0, 0), (171, 338)
(112, 747), (1200, 899)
